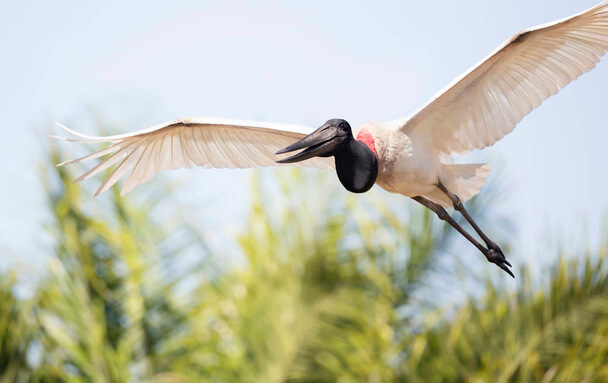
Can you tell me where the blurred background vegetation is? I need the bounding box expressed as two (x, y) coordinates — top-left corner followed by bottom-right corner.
(1, 117), (607, 382)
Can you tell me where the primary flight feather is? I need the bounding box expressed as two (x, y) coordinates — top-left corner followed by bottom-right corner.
(54, 118), (334, 196)
(56, 1), (608, 277)
(403, 0), (608, 154)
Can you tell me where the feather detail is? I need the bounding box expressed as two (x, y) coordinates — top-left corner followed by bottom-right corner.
(403, 1), (608, 155)
(54, 117), (334, 195)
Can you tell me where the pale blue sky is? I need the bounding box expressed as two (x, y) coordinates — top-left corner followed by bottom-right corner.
(1, 0), (607, 273)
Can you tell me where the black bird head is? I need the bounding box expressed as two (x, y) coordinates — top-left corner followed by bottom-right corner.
(275, 119), (353, 162)
(275, 119), (378, 193)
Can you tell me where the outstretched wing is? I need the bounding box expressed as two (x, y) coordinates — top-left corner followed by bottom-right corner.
(403, 1), (608, 155)
(54, 117), (333, 196)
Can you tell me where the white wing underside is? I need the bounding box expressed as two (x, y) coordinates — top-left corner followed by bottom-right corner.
(403, 1), (608, 155)
(54, 117), (333, 196)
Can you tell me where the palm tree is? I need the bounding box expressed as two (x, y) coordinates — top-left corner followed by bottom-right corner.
(405, 253), (608, 382)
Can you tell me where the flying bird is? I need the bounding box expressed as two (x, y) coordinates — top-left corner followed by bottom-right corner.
(56, 1), (608, 278)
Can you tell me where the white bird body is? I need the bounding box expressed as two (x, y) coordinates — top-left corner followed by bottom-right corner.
(354, 120), (489, 207)
(357, 121), (437, 194)
(55, 1), (608, 276)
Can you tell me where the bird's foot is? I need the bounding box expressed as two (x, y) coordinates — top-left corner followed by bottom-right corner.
(485, 247), (514, 278)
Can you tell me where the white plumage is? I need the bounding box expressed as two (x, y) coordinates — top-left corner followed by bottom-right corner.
(56, 1), (608, 204)
(403, 0), (608, 155)
(55, 118), (333, 196)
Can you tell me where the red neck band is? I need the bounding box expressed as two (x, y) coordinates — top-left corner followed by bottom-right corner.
(356, 129), (377, 157)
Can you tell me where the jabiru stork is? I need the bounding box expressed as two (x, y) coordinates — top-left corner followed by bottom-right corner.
(55, 1), (608, 277)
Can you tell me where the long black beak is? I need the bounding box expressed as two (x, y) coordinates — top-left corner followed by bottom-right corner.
(275, 124), (340, 163)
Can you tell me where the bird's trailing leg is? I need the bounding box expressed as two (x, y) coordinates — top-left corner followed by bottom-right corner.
(436, 182), (510, 257)
(413, 196), (514, 278)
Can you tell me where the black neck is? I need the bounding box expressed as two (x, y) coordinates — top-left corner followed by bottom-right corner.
(334, 138), (378, 193)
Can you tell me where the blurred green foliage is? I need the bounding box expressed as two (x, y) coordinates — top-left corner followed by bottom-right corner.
(0, 127), (607, 382)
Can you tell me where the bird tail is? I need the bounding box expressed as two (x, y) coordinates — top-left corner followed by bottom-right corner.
(419, 163), (491, 208)
(441, 163), (491, 202)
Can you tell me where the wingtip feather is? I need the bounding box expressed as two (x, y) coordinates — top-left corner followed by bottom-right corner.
(48, 134), (69, 141)
(54, 122), (88, 138)
(53, 121), (120, 143)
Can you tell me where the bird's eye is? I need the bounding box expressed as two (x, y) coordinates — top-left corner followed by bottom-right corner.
(340, 122), (346, 128)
